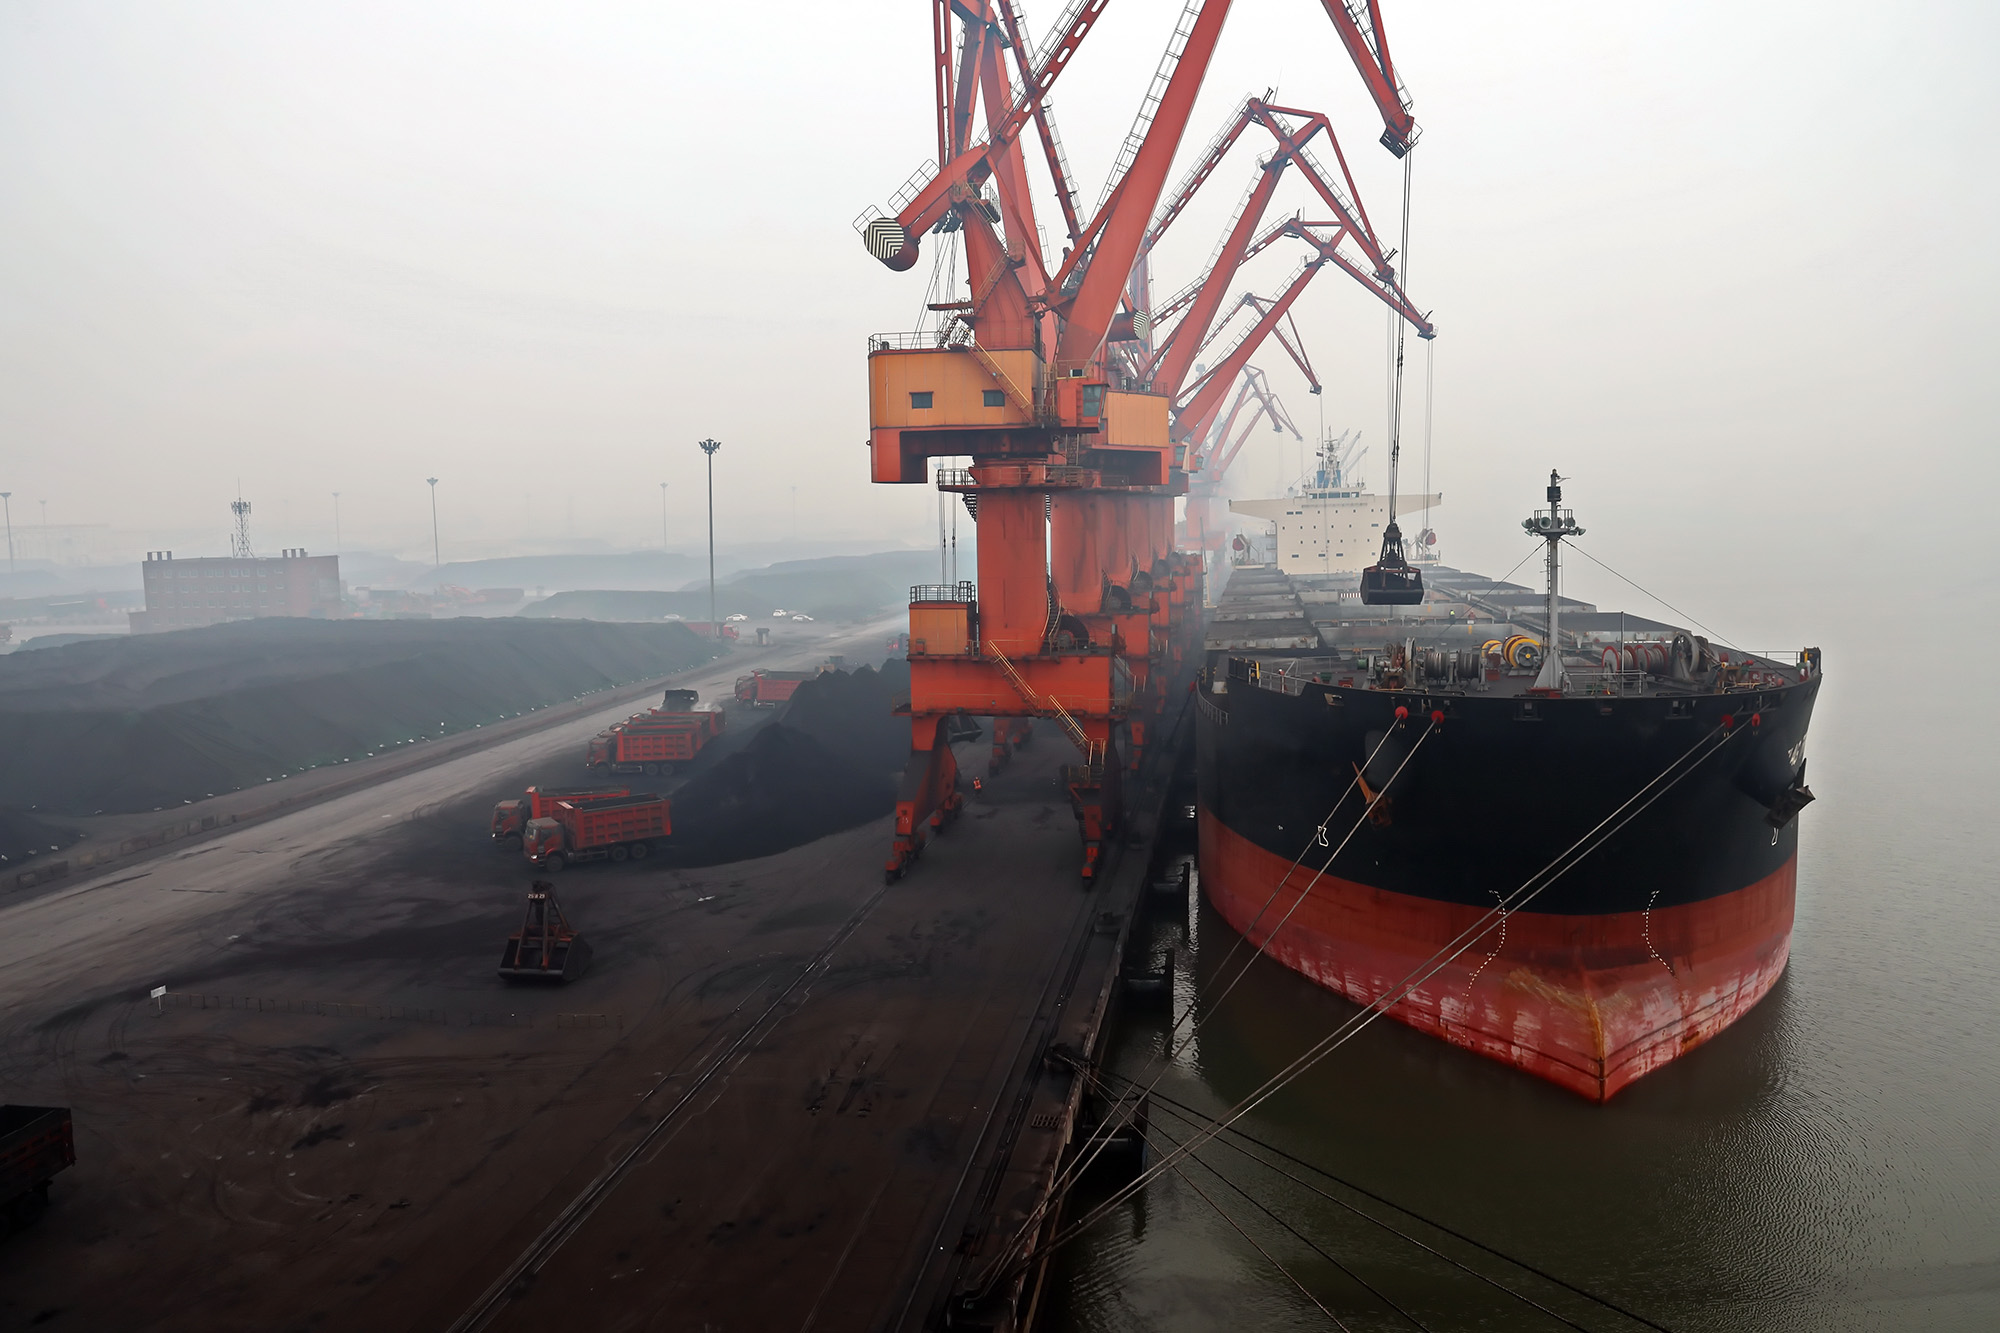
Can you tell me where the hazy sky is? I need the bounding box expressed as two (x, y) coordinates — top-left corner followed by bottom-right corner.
(2, 1), (1995, 640)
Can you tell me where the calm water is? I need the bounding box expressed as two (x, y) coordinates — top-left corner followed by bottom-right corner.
(1046, 633), (2000, 1332)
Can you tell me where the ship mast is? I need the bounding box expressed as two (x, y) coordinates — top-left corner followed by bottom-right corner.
(1523, 469), (1583, 692)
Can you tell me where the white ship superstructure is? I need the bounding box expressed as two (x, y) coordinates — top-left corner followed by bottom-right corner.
(1228, 435), (1439, 575)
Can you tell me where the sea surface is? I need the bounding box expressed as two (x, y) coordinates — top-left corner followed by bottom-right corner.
(1045, 629), (2000, 1332)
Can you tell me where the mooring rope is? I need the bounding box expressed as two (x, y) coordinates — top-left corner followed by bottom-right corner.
(1015, 719), (1747, 1281)
(1012, 718), (1433, 1251)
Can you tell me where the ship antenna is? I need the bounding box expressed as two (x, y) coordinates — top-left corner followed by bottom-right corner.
(1523, 469), (1584, 691)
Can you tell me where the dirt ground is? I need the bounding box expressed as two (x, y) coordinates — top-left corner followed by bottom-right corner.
(0, 630), (1099, 1332)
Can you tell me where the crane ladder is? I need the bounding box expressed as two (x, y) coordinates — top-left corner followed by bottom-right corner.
(1091, 0), (1204, 219)
(985, 640), (1103, 767)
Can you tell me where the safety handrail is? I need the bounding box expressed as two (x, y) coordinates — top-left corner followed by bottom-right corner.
(986, 639), (1103, 765)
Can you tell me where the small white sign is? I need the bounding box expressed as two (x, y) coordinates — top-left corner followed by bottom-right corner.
(150, 985), (167, 1000)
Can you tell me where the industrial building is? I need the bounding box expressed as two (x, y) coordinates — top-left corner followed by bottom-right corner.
(130, 548), (342, 633)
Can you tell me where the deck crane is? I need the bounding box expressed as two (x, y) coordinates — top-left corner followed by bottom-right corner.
(859, 0), (1426, 883)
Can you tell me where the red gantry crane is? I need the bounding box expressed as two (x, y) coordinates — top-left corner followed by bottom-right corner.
(858, 0), (1433, 883)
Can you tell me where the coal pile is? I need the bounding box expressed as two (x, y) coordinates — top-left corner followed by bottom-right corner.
(777, 659), (913, 775)
(659, 664), (911, 866)
(0, 618), (718, 816)
(662, 726), (894, 866)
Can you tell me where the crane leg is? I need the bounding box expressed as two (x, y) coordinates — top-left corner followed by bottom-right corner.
(1064, 731), (1122, 887)
(887, 715), (962, 882)
(988, 717), (1034, 774)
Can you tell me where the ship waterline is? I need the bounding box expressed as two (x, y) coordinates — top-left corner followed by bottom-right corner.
(1194, 530), (1819, 1100)
(1197, 808), (1797, 1100)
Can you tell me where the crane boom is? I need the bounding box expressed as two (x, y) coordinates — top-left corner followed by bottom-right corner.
(1052, 0), (1235, 366)
(1315, 0), (1418, 155)
(996, 0), (1086, 243)
(861, 0), (1112, 271)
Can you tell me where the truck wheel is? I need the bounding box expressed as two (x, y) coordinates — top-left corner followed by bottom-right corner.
(643, 763), (659, 777)
(609, 844), (630, 864)
(544, 852), (565, 872)
(629, 841), (650, 861)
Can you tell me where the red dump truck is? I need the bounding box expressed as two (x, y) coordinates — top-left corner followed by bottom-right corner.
(734, 669), (818, 707)
(491, 785), (631, 843)
(585, 690), (725, 776)
(1, 1104), (74, 1230)
(524, 794), (671, 870)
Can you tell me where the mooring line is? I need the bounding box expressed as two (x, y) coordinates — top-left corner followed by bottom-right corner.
(1026, 721), (1745, 1279)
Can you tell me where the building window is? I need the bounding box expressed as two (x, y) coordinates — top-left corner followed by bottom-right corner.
(982, 389), (1005, 408)
(910, 391), (934, 409)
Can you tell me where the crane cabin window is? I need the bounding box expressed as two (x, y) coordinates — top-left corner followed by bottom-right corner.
(909, 391), (934, 409)
(982, 390), (1005, 408)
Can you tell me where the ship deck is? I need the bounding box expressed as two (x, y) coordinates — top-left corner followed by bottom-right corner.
(1204, 563), (1810, 699)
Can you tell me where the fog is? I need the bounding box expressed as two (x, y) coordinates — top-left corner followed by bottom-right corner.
(2, 0), (1993, 640)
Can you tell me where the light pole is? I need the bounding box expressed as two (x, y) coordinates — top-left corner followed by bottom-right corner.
(0, 492), (12, 574)
(425, 477), (440, 569)
(332, 492), (341, 556)
(659, 481), (670, 553)
(698, 439), (721, 635)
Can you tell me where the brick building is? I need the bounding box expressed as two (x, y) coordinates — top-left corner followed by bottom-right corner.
(130, 549), (343, 633)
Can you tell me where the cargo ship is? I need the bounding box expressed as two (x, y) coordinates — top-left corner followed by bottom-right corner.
(1195, 473), (1820, 1100)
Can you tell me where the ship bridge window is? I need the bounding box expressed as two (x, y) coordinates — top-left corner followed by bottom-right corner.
(909, 391), (934, 409)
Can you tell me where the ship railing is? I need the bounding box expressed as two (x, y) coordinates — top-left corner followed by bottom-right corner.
(910, 582), (976, 604)
(868, 325), (976, 352)
(1563, 668), (1654, 697)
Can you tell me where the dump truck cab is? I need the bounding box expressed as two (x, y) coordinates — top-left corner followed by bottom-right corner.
(523, 817), (565, 869)
(585, 732), (615, 767)
(491, 799), (527, 840)
(660, 688), (699, 711)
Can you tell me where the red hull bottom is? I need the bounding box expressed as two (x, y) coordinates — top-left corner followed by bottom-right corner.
(1197, 810), (1794, 1101)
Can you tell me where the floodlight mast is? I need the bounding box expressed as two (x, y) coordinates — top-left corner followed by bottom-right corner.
(425, 478), (440, 568)
(699, 439), (722, 635)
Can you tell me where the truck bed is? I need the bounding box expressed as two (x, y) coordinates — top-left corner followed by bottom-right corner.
(1, 1104), (74, 1213)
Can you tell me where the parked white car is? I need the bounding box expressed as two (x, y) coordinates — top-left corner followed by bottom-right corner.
(791, 614), (814, 622)
(771, 609), (788, 617)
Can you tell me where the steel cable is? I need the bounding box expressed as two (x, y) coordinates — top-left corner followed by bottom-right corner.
(1136, 1091), (1608, 1332)
(1112, 1080), (1432, 1333)
(1107, 1089), (1356, 1332)
(1568, 541), (1740, 652)
(1004, 722), (1421, 1253)
(1026, 720), (1748, 1272)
